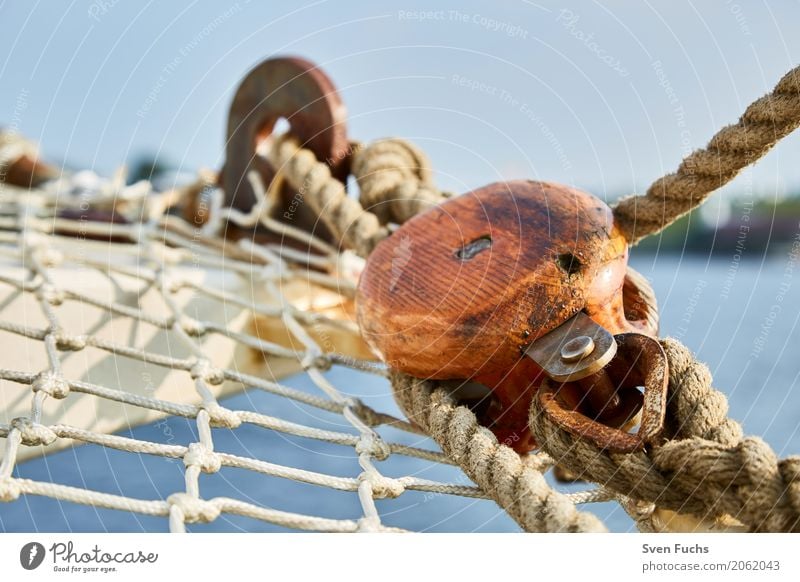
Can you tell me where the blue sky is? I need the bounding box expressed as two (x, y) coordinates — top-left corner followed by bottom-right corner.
(2, 0), (799, 203)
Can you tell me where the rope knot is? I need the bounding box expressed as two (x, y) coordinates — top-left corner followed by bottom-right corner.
(301, 351), (331, 372)
(189, 359), (224, 385)
(55, 333), (87, 351)
(183, 442), (221, 473)
(167, 493), (220, 524)
(202, 403), (241, 429)
(359, 471), (405, 499)
(355, 433), (391, 461)
(12, 417), (57, 446)
(32, 371), (70, 399)
(0, 479), (21, 502)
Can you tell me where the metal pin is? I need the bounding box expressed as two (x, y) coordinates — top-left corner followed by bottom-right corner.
(525, 312), (616, 382)
(560, 335), (595, 362)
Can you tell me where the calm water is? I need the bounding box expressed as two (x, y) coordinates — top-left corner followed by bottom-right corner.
(2, 255), (800, 532)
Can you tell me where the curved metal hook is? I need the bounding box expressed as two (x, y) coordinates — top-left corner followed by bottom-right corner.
(221, 56), (350, 222)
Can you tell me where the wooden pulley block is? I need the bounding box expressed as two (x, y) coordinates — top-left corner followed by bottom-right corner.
(356, 180), (667, 453)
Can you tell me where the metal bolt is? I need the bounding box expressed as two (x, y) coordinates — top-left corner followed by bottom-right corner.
(560, 335), (595, 362)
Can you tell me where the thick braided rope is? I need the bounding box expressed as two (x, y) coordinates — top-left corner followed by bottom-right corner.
(614, 65), (800, 244)
(391, 372), (607, 532)
(267, 135), (446, 257)
(267, 135), (387, 257)
(350, 138), (448, 224)
(530, 338), (800, 532)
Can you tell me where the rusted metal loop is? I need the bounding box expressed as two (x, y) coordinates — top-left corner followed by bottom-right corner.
(623, 266), (660, 336)
(221, 56), (350, 214)
(610, 333), (669, 445)
(537, 332), (668, 454)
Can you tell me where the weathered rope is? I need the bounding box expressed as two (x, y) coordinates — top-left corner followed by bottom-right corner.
(389, 338), (800, 532)
(530, 338), (800, 532)
(266, 135), (447, 258)
(351, 138), (448, 225)
(391, 373), (606, 532)
(267, 135), (386, 257)
(614, 65), (800, 244)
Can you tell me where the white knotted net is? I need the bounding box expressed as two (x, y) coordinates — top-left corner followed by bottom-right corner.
(0, 134), (619, 533)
